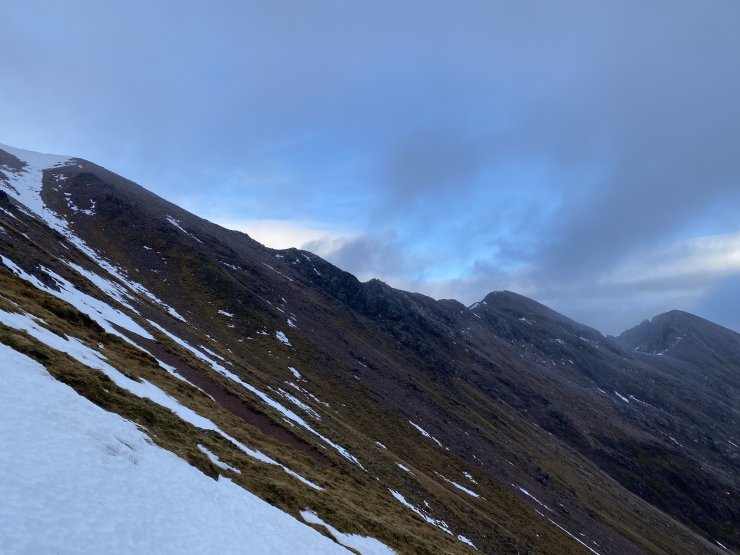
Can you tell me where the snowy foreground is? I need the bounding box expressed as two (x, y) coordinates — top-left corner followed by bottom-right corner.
(0, 344), (355, 555)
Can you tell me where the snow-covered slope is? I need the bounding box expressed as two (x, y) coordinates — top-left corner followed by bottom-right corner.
(0, 145), (399, 555)
(0, 343), (352, 555)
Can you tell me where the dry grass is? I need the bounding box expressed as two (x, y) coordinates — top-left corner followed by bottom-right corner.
(0, 254), (721, 554)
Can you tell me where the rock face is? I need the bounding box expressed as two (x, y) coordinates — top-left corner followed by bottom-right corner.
(617, 309), (740, 367)
(0, 143), (737, 554)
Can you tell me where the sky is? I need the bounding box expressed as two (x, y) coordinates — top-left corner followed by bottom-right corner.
(2, 0), (740, 334)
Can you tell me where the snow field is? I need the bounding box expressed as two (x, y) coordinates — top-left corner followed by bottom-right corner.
(0, 309), (321, 490)
(0, 344), (352, 555)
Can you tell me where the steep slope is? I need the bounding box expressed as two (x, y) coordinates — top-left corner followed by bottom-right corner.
(617, 309), (740, 374)
(0, 343), (360, 555)
(0, 143), (736, 554)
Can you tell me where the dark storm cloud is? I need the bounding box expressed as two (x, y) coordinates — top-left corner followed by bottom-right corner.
(3, 0), (740, 331)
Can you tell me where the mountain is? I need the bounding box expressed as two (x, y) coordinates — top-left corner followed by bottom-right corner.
(0, 143), (737, 554)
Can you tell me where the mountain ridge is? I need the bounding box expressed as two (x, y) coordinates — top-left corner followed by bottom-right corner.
(0, 143), (737, 554)
(2, 142), (719, 338)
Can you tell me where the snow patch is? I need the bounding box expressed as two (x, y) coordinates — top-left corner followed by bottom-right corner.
(389, 490), (475, 548)
(166, 215), (202, 243)
(276, 330), (292, 346)
(262, 262), (294, 282)
(389, 490), (452, 535)
(457, 535), (477, 550)
(409, 421), (444, 449)
(437, 473), (480, 498)
(300, 511), (397, 555)
(0, 344), (348, 554)
(614, 391), (630, 403)
(516, 486), (553, 512)
(1, 256), (153, 340)
(197, 444), (241, 474)
(0, 151), (185, 324)
(533, 508), (601, 555)
(0, 314), (321, 490)
(273, 388), (322, 420)
(148, 321), (359, 468)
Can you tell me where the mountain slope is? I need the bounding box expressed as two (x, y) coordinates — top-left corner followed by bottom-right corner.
(0, 143), (737, 554)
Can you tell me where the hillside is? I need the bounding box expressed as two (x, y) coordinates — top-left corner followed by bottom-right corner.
(0, 143), (737, 554)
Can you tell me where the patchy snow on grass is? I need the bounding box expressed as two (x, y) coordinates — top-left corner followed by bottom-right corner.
(437, 473), (480, 498)
(390, 488), (477, 550)
(375, 441), (387, 449)
(515, 485), (553, 512)
(165, 215), (202, 243)
(197, 444), (241, 474)
(1, 256), (153, 340)
(148, 320), (359, 469)
(152, 357), (215, 400)
(246, 384), (361, 468)
(463, 471), (477, 484)
(66, 260), (138, 312)
(148, 321), (233, 378)
(273, 387), (322, 420)
(533, 508), (601, 555)
(300, 511), (397, 555)
(396, 463), (412, 473)
(457, 535), (477, 549)
(198, 343), (226, 362)
(0, 344), (348, 554)
(409, 421), (444, 449)
(0, 149), (186, 325)
(66, 195), (96, 216)
(276, 330), (292, 346)
(390, 490), (452, 535)
(614, 391), (630, 403)
(217, 309), (234, 318)
(289, 366), (302, 380)
(0, 207), (19, 220)
(0, 309), (320, 490)
(73, 241), (186, 322)
(668, 436), (682, 447)
(628, 394), (654, 407)
(285, 382), (330, 407)
(262, 262), (294, 282)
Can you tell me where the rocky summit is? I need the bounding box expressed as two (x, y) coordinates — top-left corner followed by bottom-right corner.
(0, 143), (737, 554)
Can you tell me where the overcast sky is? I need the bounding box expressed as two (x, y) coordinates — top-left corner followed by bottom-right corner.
(2, 0), (740, 334)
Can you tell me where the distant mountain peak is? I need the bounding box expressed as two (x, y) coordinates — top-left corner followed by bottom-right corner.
(616, 308), (739, 357)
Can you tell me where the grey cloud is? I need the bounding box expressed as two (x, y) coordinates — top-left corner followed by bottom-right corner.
(3, 0), (740, 333)
(691, 274), (740, 332)
(302, 234), (429, 283)
(380, 130), (488, 208)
